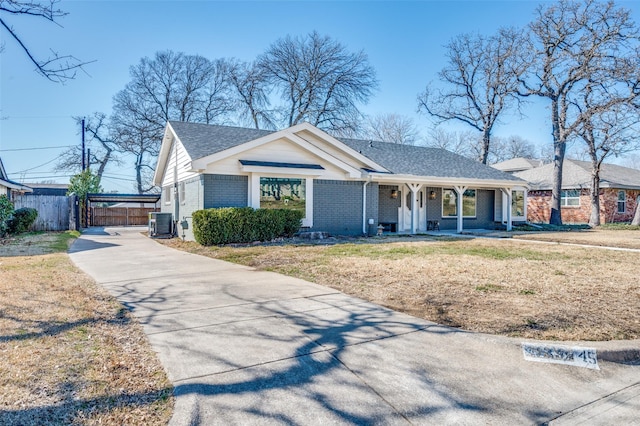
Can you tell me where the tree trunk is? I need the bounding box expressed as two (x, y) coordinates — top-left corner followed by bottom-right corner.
(479, 129), (490, 165)
(632, 196), (640, 226)
(549, 98), (564, 225)
(589, 173), (601, 227)
(549, 142), (566, 225)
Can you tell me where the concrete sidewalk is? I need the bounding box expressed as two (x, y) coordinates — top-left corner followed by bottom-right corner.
(69, 227), (640, 425)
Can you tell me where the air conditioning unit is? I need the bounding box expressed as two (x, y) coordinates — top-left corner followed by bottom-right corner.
(149, 212), (173, 237)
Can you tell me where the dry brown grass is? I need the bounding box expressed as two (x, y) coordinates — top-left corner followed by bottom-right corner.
(514, 228), (640, 249)
(0, 232), (173, 425)
(160, 230), (640, 342)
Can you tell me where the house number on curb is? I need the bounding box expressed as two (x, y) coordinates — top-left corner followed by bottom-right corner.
(522, 343), (599, 370)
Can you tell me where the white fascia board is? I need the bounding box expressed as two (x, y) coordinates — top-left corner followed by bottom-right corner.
(289, 122), (390, 173)
(0, 179), (33, 192)
(192, 127), (363, 178)
(370, 173), (529, 189)
(153, 124), (176, 186)
(240, 164), (324, 176)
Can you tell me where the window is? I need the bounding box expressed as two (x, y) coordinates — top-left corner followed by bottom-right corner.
(561, 190), (580, 207)
(442, 189), (476, 217)
(179, 182), (186, 205)
(164, 186), (171, 205)
(260, 177), (306, 213)
(618, 190), (626, 213)
(512, 190), (525, 217)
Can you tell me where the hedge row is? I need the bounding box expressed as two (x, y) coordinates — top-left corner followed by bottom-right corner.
(192, 207), (303, 246)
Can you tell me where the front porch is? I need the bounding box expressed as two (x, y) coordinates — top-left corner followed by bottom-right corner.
(375, 182), (516, 234)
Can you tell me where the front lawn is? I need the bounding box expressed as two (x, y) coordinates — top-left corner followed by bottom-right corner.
(160, 231), (640, 341)
(0, 231), (173, 425)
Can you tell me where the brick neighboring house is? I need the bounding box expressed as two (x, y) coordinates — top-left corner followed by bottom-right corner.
(0, 157), (32, 200)
(494, 158), (640, 224)
(153, 121), (526, 241)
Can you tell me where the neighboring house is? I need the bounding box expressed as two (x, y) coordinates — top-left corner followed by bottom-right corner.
(153, 121), (526, 241)
(0, 157), (32, 200)
(22, 183), (69, 196)
(495, 158), (640, 224)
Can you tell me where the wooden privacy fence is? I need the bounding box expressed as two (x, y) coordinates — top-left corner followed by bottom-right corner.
(90, 207), (159, 226)
(13, 194), (73, 231)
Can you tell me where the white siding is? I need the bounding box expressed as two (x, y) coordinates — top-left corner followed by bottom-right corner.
(295, 129), (372, 170)
(204, 138), (350, 180)
(161, 139), (197, 187)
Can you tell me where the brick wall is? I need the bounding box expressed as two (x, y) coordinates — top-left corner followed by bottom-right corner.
(203, 174), (248, 209)
(378, 185), (400, 223)
(527, 188), (640, 224)
(312, 180), (365, 235)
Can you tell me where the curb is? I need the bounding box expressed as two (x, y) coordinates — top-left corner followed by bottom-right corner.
(599, 347), (640, 365)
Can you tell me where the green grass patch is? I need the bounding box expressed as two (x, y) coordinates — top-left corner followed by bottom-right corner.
(49, 230), (81, 252)
(475, 284), (503, 292)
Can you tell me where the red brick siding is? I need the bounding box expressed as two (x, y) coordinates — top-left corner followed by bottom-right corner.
(526, 188), (639, 224)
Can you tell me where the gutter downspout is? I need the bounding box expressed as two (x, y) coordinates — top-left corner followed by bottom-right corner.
(362, 178), (372, 235)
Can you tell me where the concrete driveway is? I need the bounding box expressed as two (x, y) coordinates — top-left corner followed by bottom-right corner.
(69, 227), (640, 425)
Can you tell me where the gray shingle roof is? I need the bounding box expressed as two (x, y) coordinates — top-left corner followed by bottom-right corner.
(338, 138), (523, 182)
(515, 159), (640, 190)
(492, 157), (543, 173)
(170, 121), (273, 160)
(169, 121), (523, 183)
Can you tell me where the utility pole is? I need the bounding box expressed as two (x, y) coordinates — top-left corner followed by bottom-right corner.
(81, 118), (86, 171)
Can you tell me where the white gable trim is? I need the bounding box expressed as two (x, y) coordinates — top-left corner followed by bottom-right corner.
(288, 122), (389, 173)
(191, 129), (364, 178)
(153, 123), (178, 186)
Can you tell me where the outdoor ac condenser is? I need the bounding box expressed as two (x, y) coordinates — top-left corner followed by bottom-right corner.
(149, 212), (173, 237)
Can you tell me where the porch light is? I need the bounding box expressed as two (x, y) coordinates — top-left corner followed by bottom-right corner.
(390, 189), (398, 199)
(429, 190), (436, 200)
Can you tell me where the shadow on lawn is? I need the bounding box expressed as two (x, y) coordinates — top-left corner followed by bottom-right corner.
(0, 388), (172, 424)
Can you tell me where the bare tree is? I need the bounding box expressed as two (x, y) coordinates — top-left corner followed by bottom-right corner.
(364, 113), (419, 145)
(0, 0), (91, 82)
(111, 50), (235, 193)
(520, 0), (638, 225)
(418, 27), (529, 164)
(574, 81), (640, 226)
(257, 31), (377, 133)
(55, 113), (120, 183)
(228, 60), (275, 129)
(425, 127), (478, 158)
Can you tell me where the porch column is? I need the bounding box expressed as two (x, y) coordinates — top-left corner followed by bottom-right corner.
(501, 187), (513, 231)
(406, 183), (422, 234)
(454, 185), (467, 233)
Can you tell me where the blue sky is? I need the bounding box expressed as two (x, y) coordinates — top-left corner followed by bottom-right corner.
(1, 0), (639, 192)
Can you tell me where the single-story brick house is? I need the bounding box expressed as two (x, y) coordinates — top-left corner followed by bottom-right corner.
(494, 158), (640, 224)
(0, 157), (32, 200)
(153, 121), (526, 241)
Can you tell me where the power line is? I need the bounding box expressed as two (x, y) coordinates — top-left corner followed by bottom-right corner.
(0, 145), (74, 152)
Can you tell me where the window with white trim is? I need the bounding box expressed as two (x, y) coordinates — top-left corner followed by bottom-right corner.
(617, 190), (626, 213)
(260, 177), (306, 214)
(179, 182), (186, 205)
(164, 186), (171, 205)
(561, 190), (580, 207)
(442, 189), (476, 217)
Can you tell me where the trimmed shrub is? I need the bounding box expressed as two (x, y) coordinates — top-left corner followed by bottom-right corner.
(7, 207), (38, 234)
(0, 195), (14, 237)
(193, 207), (303, 246)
